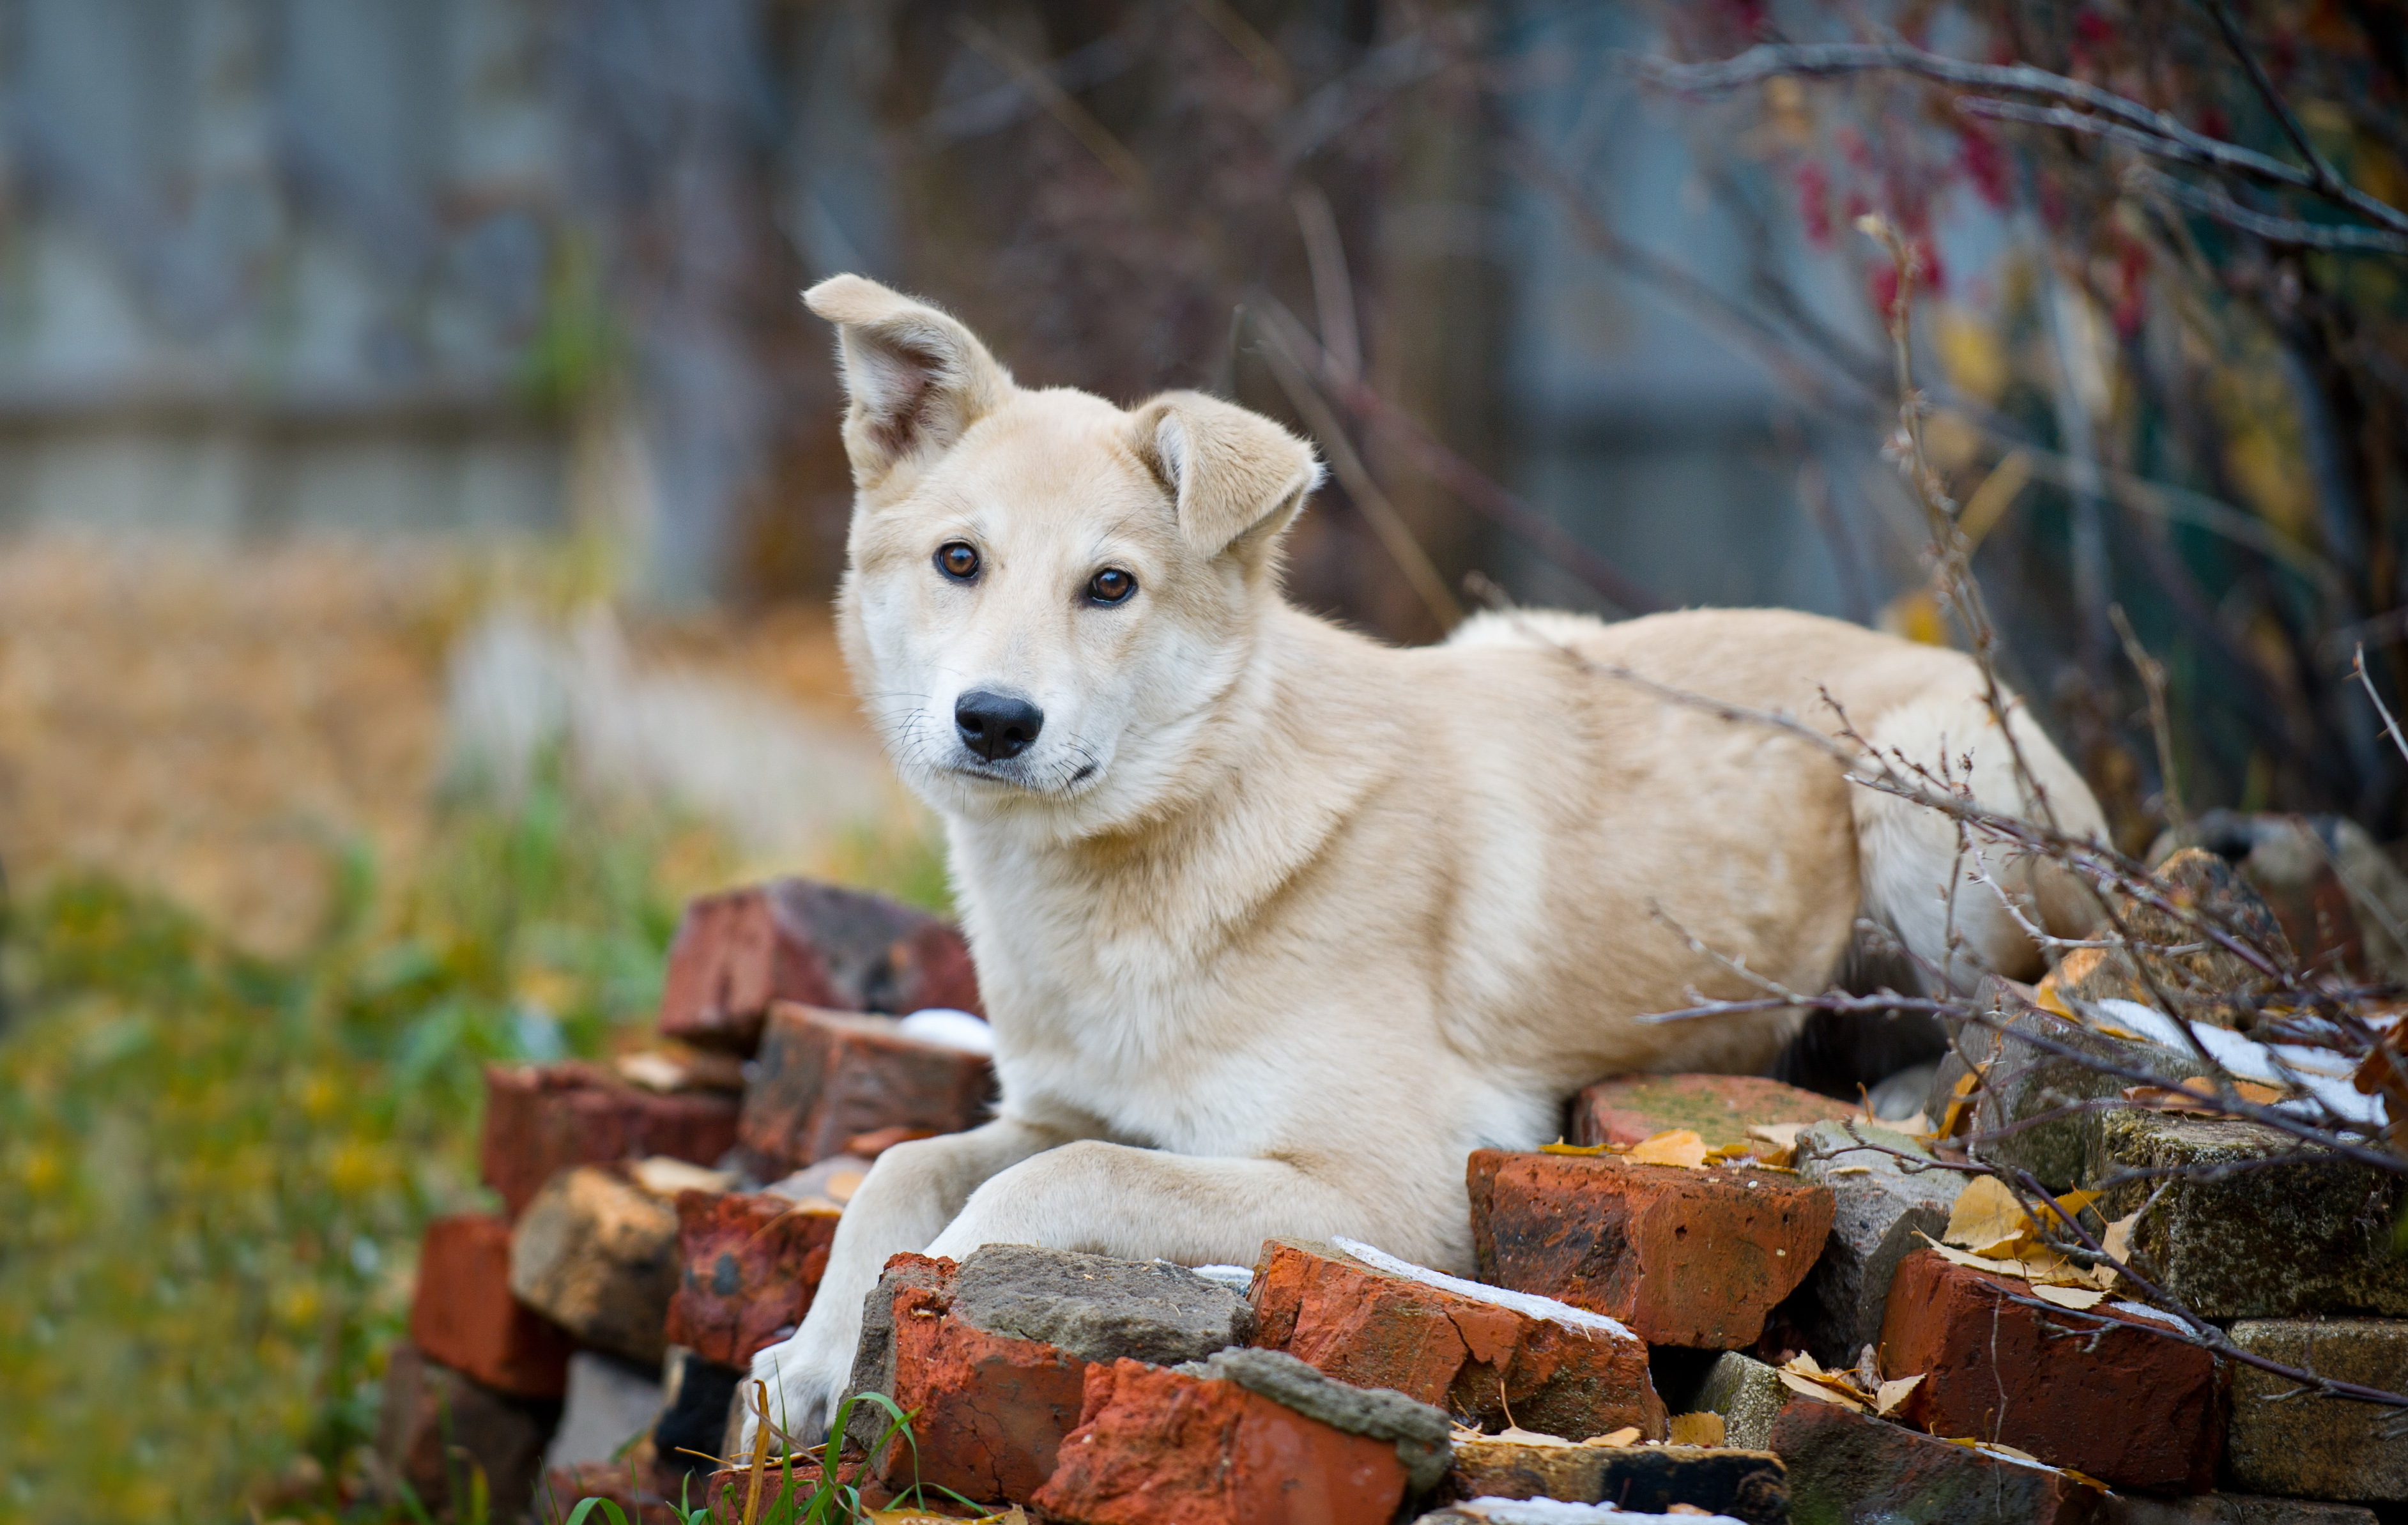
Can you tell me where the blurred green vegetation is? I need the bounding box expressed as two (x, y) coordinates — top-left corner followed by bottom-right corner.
(0, 769), (739, 1525)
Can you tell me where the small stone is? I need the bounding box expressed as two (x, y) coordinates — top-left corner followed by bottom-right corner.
(2225, 1318), (2408, 1501)
(1768, 1397), (2100, 1524)
(951, 1243), (1254, 1366)
(376, 1341), (560, 1521)
(735, 1004), (994, 1177)
(657, 878), (982, 1055)
(2061, 848), (2294, 1031)
(1878, 1247), (2223, 1492)
(662, 1188), (841, 1368)
(1441, 1437), (1786, 1524)
(479, 1062), (740, 1219)
(1468, 1151), (1834, 1349)
(509, 1166), (682, 1365)
(408, 1211), (577, 1399)
(1695, 1353), (1789, 1451)
(1790, 1122), (1965, 1365)
(1031, 1353), (1445, 1525)
(2092, 1112), (2408, 1318)
(1249, 1238), (1664, 1439)
(1569, 1073), (1859, 1149)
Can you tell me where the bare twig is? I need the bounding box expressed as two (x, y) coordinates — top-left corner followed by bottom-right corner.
(2111, 604), (2189, 836)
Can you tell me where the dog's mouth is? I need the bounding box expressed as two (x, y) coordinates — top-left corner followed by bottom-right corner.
(936, 748), (1102, 795)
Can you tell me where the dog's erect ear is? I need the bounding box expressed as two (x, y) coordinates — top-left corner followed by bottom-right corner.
(1127, 392), (1323, 562)
(804, 275), (1013, 485)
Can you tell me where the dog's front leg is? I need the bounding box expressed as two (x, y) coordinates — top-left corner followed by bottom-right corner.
(923, 1138), (1390, 1271)
(744, 1115), (1080, 1446)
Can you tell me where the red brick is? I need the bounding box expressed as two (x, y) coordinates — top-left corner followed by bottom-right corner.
(702, 1461), (892, 1517)
(479, 1063), (740, 1219)
(735, 1005), (993, 1177)
(1877, 1248), (2221, 1492)
(1468, 1150), (1833, 1349)
(877, 1280), (1089, 1503)
(408, 1213), (576, 1399)
(1031, 1358), (1411, 1525)
(1570, 1073), (1860, 1149)
(1248, 1238), (1666, 1440)
(535, 1458), (684, 1525)
(663, 1190), (841, 1370)
(657, 878), (982, 1055)
(1769, 1398), (2102, 1523)
(377, 1341), (560, 1521)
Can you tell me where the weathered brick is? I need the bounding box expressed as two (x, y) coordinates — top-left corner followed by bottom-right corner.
(1696, 1352), (1789, 1450)
(408, 1212), (576, 1400)
(1876, 1247), (2222, 1491)
(1441, 1437), (1786, 1523)
(480, 1062), (740, 1219)
(376, 1340), (559, 1521)
(735, 1004), (993, 1177)
(1790, 1122), (1964, 1365)
(509, 1166), (682, 1366)
(1031, 1349), (1449, 1525)
(1468, 1150), (1833, 1349)
(536, 1458), (685, 1525)
(1768, 1397), (2103, 1524)
(2092, 1112), (2408, 1318)
(661, 1190), (840, 1369)
(657, 878), (981, 1054)
(1248, 1238), (1664, 1439)
(1570, 1073), (1859, 1150)
(843, 1246), (1255, 1502)
(2225, 1318), (2408, 1501)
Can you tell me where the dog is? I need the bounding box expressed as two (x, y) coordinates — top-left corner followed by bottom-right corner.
(745, 273), (2106, 1442)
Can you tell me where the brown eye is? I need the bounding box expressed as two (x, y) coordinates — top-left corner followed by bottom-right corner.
(1087, 568), (1136, 604)
(936, 542), (980, 581)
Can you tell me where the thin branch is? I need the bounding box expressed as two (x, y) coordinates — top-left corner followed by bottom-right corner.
(2358, 644), (2408, 768)
(2126, 165), (2408, 255)
(2111, 604), (2189, 837)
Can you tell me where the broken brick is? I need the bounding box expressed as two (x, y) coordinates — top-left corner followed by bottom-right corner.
(846, 1246), (1254, 1503)
(377, 1340), (560, 1521)
(1570, 1073), (1859, 1150)
(2224, 1318), (2408, 1502)
(1248, 1238), (1664, 1439)
(1768, 1397), (2102, 1524)
(535, 1459), (685, 1525)
(1031, 1350), (1448, 1525)
(657, 878), (981, 1055)
(702, 1461), (892, 1517)
(1696, 1352), (1790, 1451)
(1441, 1437), (1787, 1522)
(509, 1166), (682, 1367)
(735, 1005), (993, 1177)
(408, 1212), (576, 1400)
(479, 1062), (740, 1219)
(1790, 1122), (1965, 1365)
(661, 1190), (840, 1369)
(1876, 1247), (2221, 1492)
(1468, 1150), (1833, 1349)
(2092, 1112), (2408, 1318)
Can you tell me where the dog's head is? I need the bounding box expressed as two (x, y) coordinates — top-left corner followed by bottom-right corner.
(806, 275), (1323, 833)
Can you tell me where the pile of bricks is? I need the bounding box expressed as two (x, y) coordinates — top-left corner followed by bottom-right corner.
(386, 871), (2405, 1524)
(376, 876), (990, 1522)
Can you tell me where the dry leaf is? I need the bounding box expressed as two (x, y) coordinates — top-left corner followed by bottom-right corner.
(1581, 1426), (1643, 1447)
(1539, 1138), (1612, 1156)
(1666, 1411), (1726, 1447)
(1746, 1122), (1806, 1151)
(1827, 1164), (1873, 1176)
(1873, 1374), (1924, 1416)
(1489, 1426), (1576, 1447)
(1665, 1508), (1716, 1517)
(1627, 1130), (1711, 1169)
(2028, 1284), (2108, 1310)
(1777, 1370), (1867, 1410)
(2100, 1209), (2140, 1268)
(1782, 1353), (1826, 1376)
(1935, 1069), (1982, 1140)
(1944, 1176), (2030, 1255)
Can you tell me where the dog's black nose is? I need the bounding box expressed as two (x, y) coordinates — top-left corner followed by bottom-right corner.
(955, 690), (1044, 762)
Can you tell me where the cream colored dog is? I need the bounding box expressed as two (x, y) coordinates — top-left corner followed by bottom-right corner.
(746, 274), (2105, 1441)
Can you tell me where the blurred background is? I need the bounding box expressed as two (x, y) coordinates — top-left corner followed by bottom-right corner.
(1, 0), (2403, 1519)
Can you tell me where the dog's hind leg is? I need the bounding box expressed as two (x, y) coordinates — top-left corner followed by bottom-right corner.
(1847, 691), (2107, 992)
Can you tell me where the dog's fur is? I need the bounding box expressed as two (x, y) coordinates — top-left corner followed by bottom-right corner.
(746, 275), (2106, 1440)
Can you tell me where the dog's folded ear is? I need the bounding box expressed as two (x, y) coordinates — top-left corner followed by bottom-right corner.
(804, 275), (1014, 487)
(1128, 392), (1324, 564)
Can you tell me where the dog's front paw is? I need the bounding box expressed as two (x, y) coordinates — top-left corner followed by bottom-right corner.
(740, 1320), (855, 1454)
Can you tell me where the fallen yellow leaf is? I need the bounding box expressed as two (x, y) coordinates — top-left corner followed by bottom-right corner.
(1488, 1425), (1576, 1447)
(1778, 1370), (1867, 1410)
(1627, 1130), (1711, 1169)
(1873, 1374), (1924, 1416)
(2028, 1284), (2108, 1309)
(1944, 1176), (2030, 1255)
(1581, 1425), (1643, 1447)
(1540, 1138), (1613, 1156)
(1666, 1411), (1726, 1447)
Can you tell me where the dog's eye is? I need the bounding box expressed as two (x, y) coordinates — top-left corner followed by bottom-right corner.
(1087, 568), (1137, 604)
(935, 542), (980, 581)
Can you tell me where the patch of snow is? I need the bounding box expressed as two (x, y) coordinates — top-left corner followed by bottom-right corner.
(1330, 1236), (1637, 1342)
(1455, 1499), (1745, 1524)
(2094, 999), (2385, 1128)
(1186, 1264), (1255, 1292)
